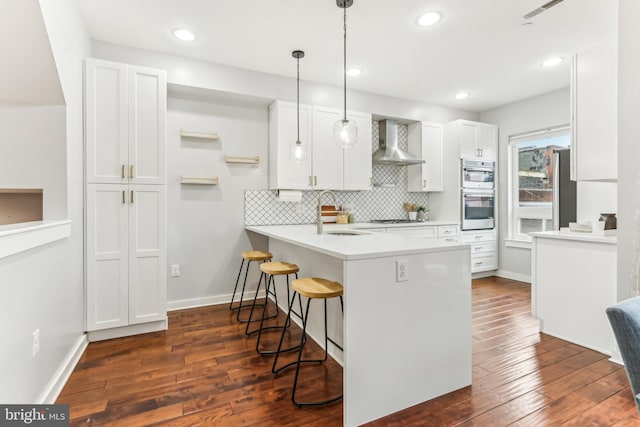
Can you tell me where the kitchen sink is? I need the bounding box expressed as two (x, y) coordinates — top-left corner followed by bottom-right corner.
(324, 230), (370, 236)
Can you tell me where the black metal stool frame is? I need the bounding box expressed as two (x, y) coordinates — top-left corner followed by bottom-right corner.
(229, 258), (272, 323)
(273, 289), (344, 406)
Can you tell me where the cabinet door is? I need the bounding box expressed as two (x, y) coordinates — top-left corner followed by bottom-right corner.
(477, 125), (497, 160)
(86, 184), (129, 331)
(85, 59), (128, 184)
(572, 43), (617, 181)
(407, 122), (443, 192)
(268, 101), (313, 190)
(343, 111), (372, 190)
(128, 66), (167, 185)
(312, 106), (344, 190)
(128, 185), (167, 324)
(458, 121), (478, 159)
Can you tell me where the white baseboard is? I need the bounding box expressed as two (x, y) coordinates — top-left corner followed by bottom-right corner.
(167, 290), (266, 312)
(495, 269), (531, 284)
(38, 334), (88, 404)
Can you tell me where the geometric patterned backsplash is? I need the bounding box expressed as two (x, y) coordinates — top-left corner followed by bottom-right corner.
(245, 121), (430, 225)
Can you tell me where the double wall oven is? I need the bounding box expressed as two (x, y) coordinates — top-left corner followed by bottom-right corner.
(461, 159), (495, 230)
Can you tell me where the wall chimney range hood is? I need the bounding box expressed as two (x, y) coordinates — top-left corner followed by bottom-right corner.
(372, 120), (425, 166)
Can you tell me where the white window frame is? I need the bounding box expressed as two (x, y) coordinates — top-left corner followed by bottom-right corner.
(507, 125), (570, 243)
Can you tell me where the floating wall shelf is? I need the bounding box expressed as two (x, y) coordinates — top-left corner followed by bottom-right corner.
(180, 176), (219, 185)
(180, 129), (219, 141)
(225, 155), (260, 164)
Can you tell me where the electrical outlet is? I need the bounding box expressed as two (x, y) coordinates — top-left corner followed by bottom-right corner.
(396, 260), (408, 282)
(170, 264), (181, 277)
(295, 203), (305, 214)
(32, 329), (40, 357)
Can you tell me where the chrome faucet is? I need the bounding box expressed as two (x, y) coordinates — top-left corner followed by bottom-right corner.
(317, 190), (338, 234)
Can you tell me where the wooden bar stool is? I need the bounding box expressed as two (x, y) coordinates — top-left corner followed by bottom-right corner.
(272, 277), (344, 407)
(245, 261), (304, 356)
(229, 251), (273, 323)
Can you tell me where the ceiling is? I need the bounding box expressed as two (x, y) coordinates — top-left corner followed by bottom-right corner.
(74, 0), (617, 112)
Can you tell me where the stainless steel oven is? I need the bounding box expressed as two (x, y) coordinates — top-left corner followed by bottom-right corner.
(462, 190), (495, 230)
(462, 159), (495, 189)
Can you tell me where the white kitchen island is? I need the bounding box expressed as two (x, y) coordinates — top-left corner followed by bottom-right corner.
(246, 224), (472, 426)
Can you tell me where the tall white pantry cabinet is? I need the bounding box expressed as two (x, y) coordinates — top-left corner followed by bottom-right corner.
(84, 58), (168, 341)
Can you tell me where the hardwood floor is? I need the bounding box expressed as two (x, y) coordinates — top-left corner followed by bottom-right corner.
(58, 277), (640, 426)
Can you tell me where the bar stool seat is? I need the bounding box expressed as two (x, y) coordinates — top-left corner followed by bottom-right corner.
(246, 261), (303, 356)
(229, 251), (273, 323)
(273, 277), (344, 407)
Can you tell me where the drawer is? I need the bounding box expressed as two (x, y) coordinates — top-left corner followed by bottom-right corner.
(471, 254), (497, 272)
(439, 237), (461, 243)
(387, 226), (437, 239)
(461, 229), (496, 243)
(470, 242), (496, 255)
(437, 225), (459, 238)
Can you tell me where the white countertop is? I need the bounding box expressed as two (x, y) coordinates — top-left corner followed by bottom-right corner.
(245, 224), (467, 260)
(530, 229), (617, 245)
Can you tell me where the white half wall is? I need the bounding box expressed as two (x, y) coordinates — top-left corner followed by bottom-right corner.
(0, 0), (89, 404)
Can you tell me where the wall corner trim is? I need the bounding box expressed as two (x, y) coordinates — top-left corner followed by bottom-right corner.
(495, 269), (531, 284)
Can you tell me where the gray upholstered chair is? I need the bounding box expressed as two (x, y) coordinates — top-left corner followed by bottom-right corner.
(606, 296), (640, 413)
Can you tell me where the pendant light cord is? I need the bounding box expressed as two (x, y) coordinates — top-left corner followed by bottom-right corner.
(342, 6), (348, 121)
(296, 55), (300, 143)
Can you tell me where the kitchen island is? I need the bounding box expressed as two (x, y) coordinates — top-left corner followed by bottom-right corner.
(246, 224), (471, 426)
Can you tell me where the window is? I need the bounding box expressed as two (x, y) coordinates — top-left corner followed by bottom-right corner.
(508, 126), (570, 241)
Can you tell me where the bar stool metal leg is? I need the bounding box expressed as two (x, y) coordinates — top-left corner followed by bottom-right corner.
(244, 271), (278, 336)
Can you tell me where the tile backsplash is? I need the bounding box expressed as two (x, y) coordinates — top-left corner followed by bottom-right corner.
(244, 121), (429, 225)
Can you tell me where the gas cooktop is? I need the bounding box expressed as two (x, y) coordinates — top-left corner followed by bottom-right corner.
(369, 219), (417, 224)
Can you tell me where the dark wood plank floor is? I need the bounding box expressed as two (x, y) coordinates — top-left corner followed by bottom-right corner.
(58, 277), (640, 426)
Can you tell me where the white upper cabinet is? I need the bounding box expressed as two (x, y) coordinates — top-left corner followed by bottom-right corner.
(407, 122), (444, 192)
(269, 101), (372, 190)
(455, 120), (498, 160)
(85, 58), (167, 185)
(312, 106), (345, 190)
(570, 41), (617, 181)
(268, 100), (313, 190)
(343, 110), (373, 191)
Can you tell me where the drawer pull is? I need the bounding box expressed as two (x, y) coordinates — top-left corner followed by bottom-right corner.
(475, 235), (483, 239)
(474, 261), (483, 266)
(474, 246), (483, 251)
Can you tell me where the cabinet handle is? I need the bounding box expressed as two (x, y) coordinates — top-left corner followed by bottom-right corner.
(474, 261), (483, 266)
(474, 246), (483, 251)
(444, 230), (451, 234)
(314, 176), (317, 186)
(130, 165), (134, 179)
(121, 164), (125, 179)
(122, 190), (125, 204)
(423, 179), (426, 188)
(130, 190), (134, 204)
(475, 235), (482, 239)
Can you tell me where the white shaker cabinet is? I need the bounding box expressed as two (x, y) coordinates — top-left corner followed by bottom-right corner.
(86, 184), (167, 333)
(454, 120), (497, 160)
(268, 100), (313, 190)
(407, 122), (444, 192)
(570, 41), (617, 181)
(85, 58), (167, 185)
(84, 58), (167, 340)
(268, 101), (372, 190)
(461, 229), (497, 273)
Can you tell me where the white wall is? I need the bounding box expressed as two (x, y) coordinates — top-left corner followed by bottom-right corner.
(166, 95), (270, 307)
(0, 0), (90, 403)
(480, 88), (570, 280)
(0, 105), (67, 219)
(617, 0), (640, 300)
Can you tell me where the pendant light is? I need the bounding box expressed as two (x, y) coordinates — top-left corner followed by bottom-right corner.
(333, 0), (357, 149)
(290, 50), (307, 162)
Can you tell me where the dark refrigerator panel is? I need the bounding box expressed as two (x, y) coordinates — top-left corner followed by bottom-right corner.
(553, 149), (577, 229)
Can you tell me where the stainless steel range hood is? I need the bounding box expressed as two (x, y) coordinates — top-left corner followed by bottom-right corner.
(372, 120), (425, 165)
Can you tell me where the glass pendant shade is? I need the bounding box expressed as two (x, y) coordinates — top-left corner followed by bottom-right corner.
(334, 118), (357, 149)
(290, 140), (307, 162)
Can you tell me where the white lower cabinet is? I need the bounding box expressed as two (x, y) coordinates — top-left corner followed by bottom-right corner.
(461, 230), (497, 273)
(86, 183), (167, 335)
(384, 224), (460, 242)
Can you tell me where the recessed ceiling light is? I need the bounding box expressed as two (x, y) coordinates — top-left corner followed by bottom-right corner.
(173, 29), (195, 41)
(541, 57), (564, 67)
(347, 68), (362, 77)
(417, 12), (442, 27)
(455, 92), (469, 100)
